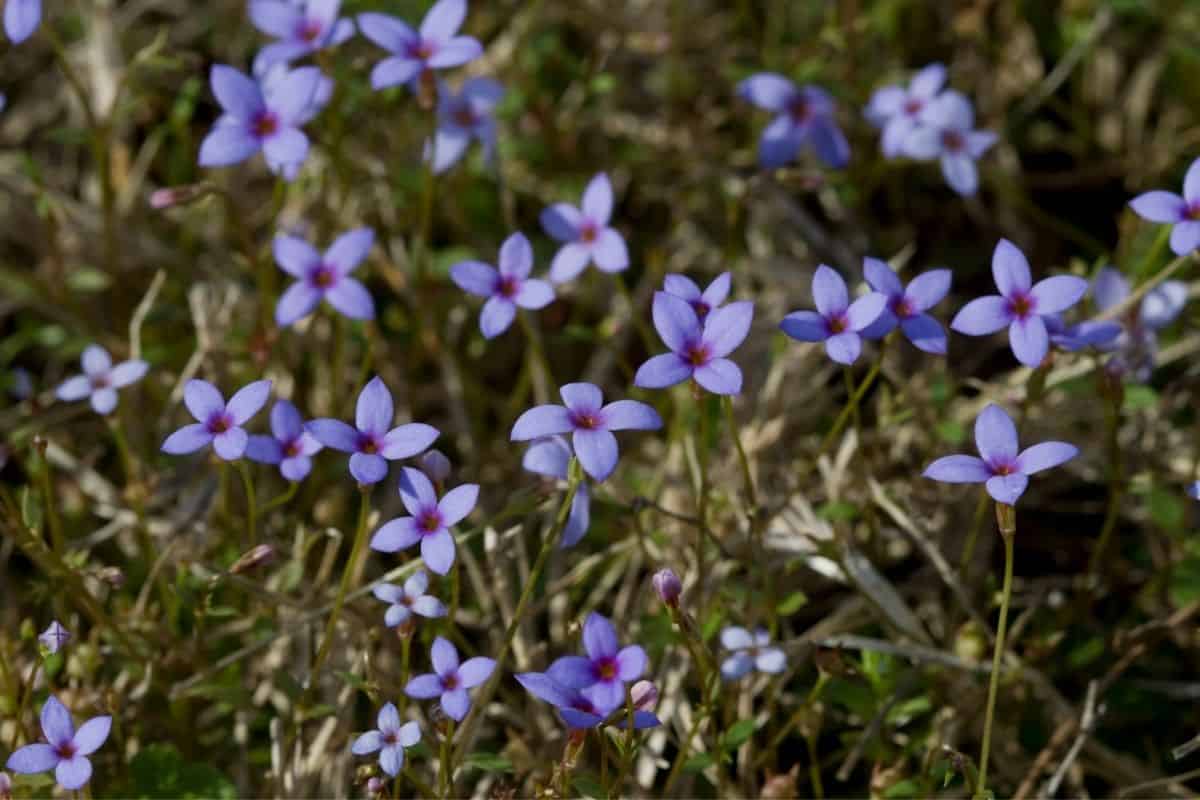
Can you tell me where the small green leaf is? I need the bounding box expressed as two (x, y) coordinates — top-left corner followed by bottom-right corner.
(722, 719), (757, 750)
(1123, 385), (1158, 411)
(464, 752), (513, 772)
(572, 772), (606, 798)
(67, 267), (111, 292)
(684, 753), (715, 773)
(817, 501), (858, 522)
(936, 420), (967, 444)
(776, 591), (808, 615)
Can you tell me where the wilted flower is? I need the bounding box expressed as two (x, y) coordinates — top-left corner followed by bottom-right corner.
(38, 621), (69, 654)
(859, 258), (951, 354)
(450, 232), (554, 339)
(511, 383), (662, 482)
(720, 626), (786, 680)
(429, 78), (503, 174)
(306, 377), (439, 485)
(540, 173), (629, 283)
(249, 0), (355, 74)
(161, 379), (272, 460)
(923, 404), (1078, 505)
(372, 569), (446, 627)
(1129, 157), (1200, 256)
(634, 291), (754, 395)
(350, 703), (420, 777)
(405, 636), (495, 722)
(901, 90), (997, 196)
(865, 63), (947, 158)
(5, 695), (111, 791)
(543, 612), (647, 711)
(662, 272), (731, 319)
(522, 436), (590, 548)
(736, 73), (849, 169)
(780, 265), (887, 365)
(370, 466), (478, 575)
(55, 345), (149, 415)
(358, 0), (482, 91)
(4, 0), (40, 44)
(274, 227), (376, 326)
(246, 400), (323, 481)
(950, 239), (1088, 367)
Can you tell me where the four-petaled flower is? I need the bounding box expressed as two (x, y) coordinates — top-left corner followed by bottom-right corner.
(405, 636), (496, 722)
(1089, 266), (1187, 380)
(543, 612), (647, 711)
(515, 672), (660, 730)
(950, 239), (1088, 367)
(429, 78), (504, 174)
(780, 265), (887, 365)
(55, 345), (149, 415)
(901, 90), (997, 196)
(250, 0), (355, 74)
(38, 621), (69, 654)
(539, 173), (629, 283)
(634, 291), (754, 395)
(372, 569), (447, 628)
(274, 227), (376, 326)
(5, 695), (111, 791)
(162, 379), (272, 460)
(719, 626), (786, 681)
(923, 403), (1078, 505)
(370, 466), (477, 575)
(865, 63), (947, 158)
(4, 0), (40, 44)
(198, 64), (324, 179)
(350, 703), (420, 778)
(522, 436), (590, 548)
(859, 258), (952, 354)
(662, 272), (731, 319)
(1129, 157), (1200, 256)
(511, 383), (662, 482)
(306, 377), (439, 485)
(450, 232), (554, 339)
(736, 73), (849, 169)
(246, 400), (323, 481)
(358, 0), (482, 91)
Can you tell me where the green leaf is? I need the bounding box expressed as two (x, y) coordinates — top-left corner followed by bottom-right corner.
(1123, 385), (1158, 412)
(571, 772), (606, 798)
(463, 752), (513, 773)
(125, 743), (237, 799)
(936, 420), (967, 445)
(817, 501), (858, 522)
(777, 591), (808, 616)
(67, 267), (111, 292)
(683, 753), (715, 773)
(722, 719), (757, 750)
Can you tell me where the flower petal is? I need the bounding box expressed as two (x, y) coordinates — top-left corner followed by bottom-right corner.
(40, 696), (74, 747)
(923, 455), (990, 483)
(812, 265), (848, 316)
(381, 423), (440, 460)
(910, 62), (946, 98)
(1140, 280), (1188, 330)
(430, 127), (471, 174)
(108, 360), (149, 388)
(572, 428), (619, 481)
(601, 400), (662, 431)
(1030, 275), (1087, 315)
(511, 404), (573, 441)
(378, 744), (403, 777)
(900, 313), (947, 354)
(549, 243), (591, 283)
(81, 345), (111, 376)
(905, 269), (951, 311)
(615, 646), (647, 681)
(702, 300), (753, 357)
(210, 64), (264, 119)
(184, 379), (224, 422)
(227, 380), (271, 425)
(273, 234), (320, 277)
(357, 12), (415, 53)
(974, 404), (1018, 465)
(756, 647), (787, 674)
(6, 743), (58, 774)
(808, 117), (850, 169)
(1170, 220), (1200, 256)
(720, 626), (754, 650)
(1009, 315), (1049, 367)
(324, 227), (374, 275)
(276, 282), (322, 326)
(693, 358), (743, 395)
(1185, 157), (1200, 204)
(356, 376), (393, 435)
(591, 229), (629, 273)
(399, 721), (421, 747)
(263, 128), (309, 176)
(4, 0), (41, 43)
(406, 673), (445, 699)
(199, 120), (260, 167)
(547, 656), (596, 690)
(736, 73), (796, 112)
(441, 689), (470, 721)
(421, 530), (455, 575)
(758, 115), (802, 168)
(212, 428), (249, 460)
(560, 383), (603, 413)
(1015, 442), (1078, 475)
(450, 260), (498, 297)
(663, 274), (701, 301)
(824, 331), (862, 365)
(246, 435), (284, 465)
(540, 204), (583, 242)
(325, 277), (375, 320)
(55, 756), (92, 791)
(457, 657), (496, 688)
(420, 0), (466, 42)
(350, 452), (388, 484)
(497, 232), (533, 279)
(371, 517), (422, 553)
(398, 466), (437, 516)
(90, 389), (118, 415)
(522, 436), (571, 479)
(56, 376), (92, 402)
(950, 295), (1011, 335)
(721, 652), (755, 681)
(438, 483), (478, 527)
(582, 612), (618, 660)
(846, 293), (888, 331)
(780, 310), (827, 342)
(515, 280), (554, 310)
(1129, 191), (1185, 223)
(651, 292), (701, 353)
(412, 595), (447, 618)
(561, 486), (590, 548)
(992, 239), (1032, 296)
(634, 353), (692, 389)
(941, 152), (979, 196)
(701, 272), (732, 307)
(370, 56), (422, 90)
(582, 173), (613, 225)
(249, 1), (300, 38)
(516, 672), (574, 707)
(351, 730), (383, 755)
(863, 257), (902, 297)
(431, 636), (460, 675)
(305, 418), (359, 452)
(161, 424), (213, 455)
(986, 473), (1028, 506)
(72, 717), (111, 756)
(479, 296), (517, 339)
(426, 36), (482, 68)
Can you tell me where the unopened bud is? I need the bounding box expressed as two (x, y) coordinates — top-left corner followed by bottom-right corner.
(652, 568), (681, 608)
(366, 777), (386, 796)
(0, 771), (12, 800)
(418, 450), (451, 484)
(230, 544), (275, 574)
(38, 620), (70, 655)
(631, 680), (657, 711)
(149, 183), (210, 210)
(994, 502), (1016, 538)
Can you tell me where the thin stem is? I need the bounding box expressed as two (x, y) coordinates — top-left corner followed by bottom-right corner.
(398, 633), (412, 714)
(516, 310), (552, 402)
(818, 344), (884, 455)
(723, 395), (758, 509)
(694, 394), (712, 609)
(1134, 224), (1171, 279)
(262, 482), (299, 513)
(439, 721), (455, 799)
(415, 105), (438, 284)
(237, 462), (257, 547)
(9, 662), (42, 750)
(976, 508), (1016, 800)
(309, 488), (372, 684)
(843, 367), (861, 436)
(959, 490), (991, 579)
(1087, 392), (1124, 577)
(37, 450), (65, 556)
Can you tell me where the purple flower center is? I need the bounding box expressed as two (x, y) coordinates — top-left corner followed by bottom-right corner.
(408, 39), (435, 60)
(1186, 202), (1200, 221)
(309, 264), (336, 289)
(55, 740), (77, 760)
(357, 433), (381, 454)
(826, 313), (849, 335)
(207, 412), (234, 434)
(442, 672), (460, 690)
(252, 111), (280, 139)
(788, 96), (810, 123)
(571, 698), (598, 714)
(570, 410), (602, 430)
(594, 657), (618, 681)
(451, 104), (479, 128)
(1007, 292), (1036, 320)
(579, 222), (599, 244)
(283, 439), (303, 458)
(90, 374), (111, 390)
(683, 341), (711, 367)
(991, 461), (1017, 476)
(381, 730), (398, 746)
(941, 129), (965, 152)
(296, 18), (323, 43)
(691, 300), (711, 318)
(891, 295), (916, 319)
(903, 97), (923, 116)
(417, 508), (443, 534)
(496, 275), (519, 299)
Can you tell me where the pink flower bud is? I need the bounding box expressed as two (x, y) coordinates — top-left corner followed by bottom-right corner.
(631, 680), (658, 711)
(230, 544), (275, 574)
(652, 568), (682, 607)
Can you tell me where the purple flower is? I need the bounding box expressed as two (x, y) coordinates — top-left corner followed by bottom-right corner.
(736, 73), (849, 169)
(865, 63), (947, 158)
(198, 64), (323, 179)
(305, 376), (439, 485)
(779, 265), (887, 365)
(274, 227), (376, 326)
(719, 626), (786, 681)
(358, 0), (482, 91)
(429, 78), (504, 174)
(55, 345), (148, 415)
(1044, 316), (1123, 353)
(249, 0), (355, 74)
(859, 258), (951, 354)
(901, 90), (997, 196)
(923, 404), (1078, 505)
(450, 232), (554, 339)
(522, 436), (590, 548)
(514, 672), (660, 730)
(651, 568), (681, 608)
(634, 292), (754, 395)
(1188, 482), (1200, 501)
(262, 62), (332, 128)
(950, 240), (1088, 367)
(370, 466), (477, 575)
(5, 695), (110, 791)
(372, 569), (446, 627)
(161, 379), (272, 460)
(350, 703), (420, 777)
(539, 173), (629, 283)
(1088, 266), (1186, 380)
(543, 612), (647, 711)
(4, 0), (40, 44)
(662, 272), (731, 319)
(245, 400), (323, 481)
(38, 621), (69, 655)
(405, 636), (495, 722)
(510, 383), (662, 482)
(1130, 157), (1200, 256)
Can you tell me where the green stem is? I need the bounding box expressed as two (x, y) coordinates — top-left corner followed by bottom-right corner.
(819, 344), (884, 455)
(237, 462), (257, 547)
(439, 721), (455, 799)
(398, 633), (412, 714)
(37, 449), (65, 556)
(694, 394), (711, 608)
(723, 395), (758, 510)
(976, 507), (1016, 800)
(262, 482), (299, 513)
(1134, 224), (1171, 280)
(1087, 392), (1124, 577)
(959, 491), (991, 579)
(516, 310), (552, 401)
(843, 367), (861, 436)
(9, 661), (42, 750)
(309, 489), (372, 683)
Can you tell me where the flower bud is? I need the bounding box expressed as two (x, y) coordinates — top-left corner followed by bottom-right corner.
(652, 568), (682, 608)
(0, 770), (12, 800)
(149, 183), (210, 210)
(38, 620), (69, 654)
(631, 680), (657, 711)
(366, 777), (386, 796)
(418, 450), (451, 484)
(230, 544), (275, 575)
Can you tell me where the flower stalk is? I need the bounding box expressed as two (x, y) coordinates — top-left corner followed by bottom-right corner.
(976, 502), (1016, 800)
